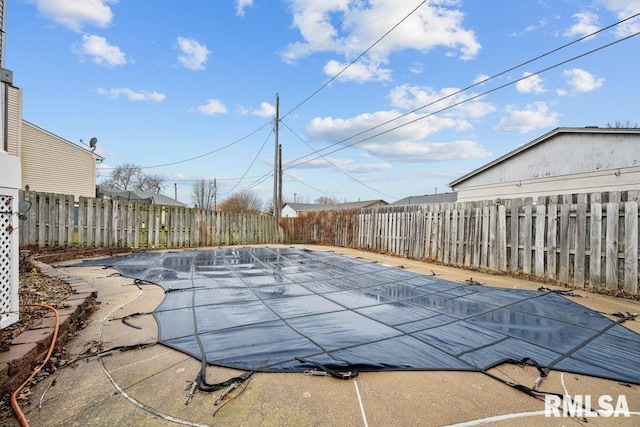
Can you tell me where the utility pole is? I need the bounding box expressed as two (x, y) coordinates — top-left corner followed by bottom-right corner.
(273, 94), (280, 218)
(213, 178), (217, 210)
(278, 143), (282, 215)
(174, 183), (177, 200)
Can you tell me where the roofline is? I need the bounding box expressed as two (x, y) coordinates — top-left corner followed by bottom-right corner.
(448, 127), (640, 188)
(23, 120), (105, 161)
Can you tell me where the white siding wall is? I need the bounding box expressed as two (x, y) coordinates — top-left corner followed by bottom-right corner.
(282, 205), (298, 218)
(5, 85), (21, 156)
(21, 122), (98, 199)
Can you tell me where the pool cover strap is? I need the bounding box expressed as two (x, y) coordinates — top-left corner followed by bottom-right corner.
(296, 357), (358, 380)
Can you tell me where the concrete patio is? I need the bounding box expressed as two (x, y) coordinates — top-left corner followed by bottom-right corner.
(5, 245), (640, 426)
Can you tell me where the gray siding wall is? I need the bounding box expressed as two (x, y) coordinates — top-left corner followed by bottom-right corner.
(454, 133), (640, 202)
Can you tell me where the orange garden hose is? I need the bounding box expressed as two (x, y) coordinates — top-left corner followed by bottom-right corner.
(10, 303), (60, 427)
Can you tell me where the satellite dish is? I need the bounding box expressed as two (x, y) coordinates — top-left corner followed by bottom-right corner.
(89, 137), (98, 151)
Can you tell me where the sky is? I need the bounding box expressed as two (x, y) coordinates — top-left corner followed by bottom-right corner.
(6, 0), (640, 207)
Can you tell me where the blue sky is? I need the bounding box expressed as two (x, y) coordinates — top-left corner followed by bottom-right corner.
(6, 0), (640, 206)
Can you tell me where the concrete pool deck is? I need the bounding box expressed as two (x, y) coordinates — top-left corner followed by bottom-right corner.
(6, 245), (640, 426)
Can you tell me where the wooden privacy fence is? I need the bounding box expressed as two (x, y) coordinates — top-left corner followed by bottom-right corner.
(18, 191), (282, 249)
(291, 194), (640, 294)
(16, 190), (640, 293)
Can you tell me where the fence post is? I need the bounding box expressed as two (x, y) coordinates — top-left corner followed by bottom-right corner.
(605, 202), (619, 290)
(624, 201), (638, 293)
(574, 203), (587, 288)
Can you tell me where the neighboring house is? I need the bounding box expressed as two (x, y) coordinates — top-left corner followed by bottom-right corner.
(449, 127), (640, 202)
(97, 187), (187, 207)
(5, 84), (103, 199)
(282, 200), (388, 218)
(390, 192), (457, 206)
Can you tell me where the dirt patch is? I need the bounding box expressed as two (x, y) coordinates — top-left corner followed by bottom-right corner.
(0, 272), (72, 352)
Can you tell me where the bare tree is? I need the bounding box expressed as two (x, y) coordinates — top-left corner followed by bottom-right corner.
(315, 196), (339, 205)
(218, 191), (263, 214)
(606, 120), (639, 128)
(191, 178), (216, 209)
(135, 173), (165, 193)
(100, 163), (165, 193)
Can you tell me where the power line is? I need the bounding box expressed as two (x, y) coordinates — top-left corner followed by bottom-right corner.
(140, 120), (271, 169)
(283, 24), (640, 170)
(226, 127), (274, 194)
(279, 0), (364, 91)
(283, 173), (338, 200)
(280, 119), (398, 199)
(287, 11), (640, 163)
(140, 0), (421, 173)
(138, 10), (638, 177)
(281, 0), (429, 120)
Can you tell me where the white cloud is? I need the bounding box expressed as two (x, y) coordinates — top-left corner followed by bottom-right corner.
(305, 107), (490, 163)
(510, 18), (549, 37)
(409, 62), (424, 74)
(28, 0), (116, 31)
(288, 156), (392, 173)
(388, 84), (496, 119)
(564, 12), (599, 38)
(236, 0), (254, 17)
(307, 110), (457, 145)
(516, 72), (546, 94)
(239, 102), (276, 118)
(282, 0), (480, 82)
(323, 59), (392, 83)
(360, 140), (490, 163)
(494, 102), (560, 133)
(96, 87), (165, 102)
(597, 0), (640, 37)
(177, 37), (211, 71)
(563, 68), (605, 92)
(195, 99), (228, 116)
(77, 35), (126, 67)
(473, 74), (491, 85)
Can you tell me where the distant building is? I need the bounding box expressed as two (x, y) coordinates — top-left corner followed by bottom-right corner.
(449, 127), (640, 202)
(97, 187), (187, 207)
(390, 192), (457, 206)
(6, 85), (103, 199)
(282, 200), (388, 218)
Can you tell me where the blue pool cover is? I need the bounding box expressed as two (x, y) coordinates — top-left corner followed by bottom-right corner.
(77, 247), (640, 384)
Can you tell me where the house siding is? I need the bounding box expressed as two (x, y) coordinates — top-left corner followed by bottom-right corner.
(452, 129), (640, 202)
(5, 85), (21, 156)
(21, 122), (99, 199)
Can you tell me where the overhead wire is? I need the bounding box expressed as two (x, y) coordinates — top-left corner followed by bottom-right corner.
(282, 27), (640, 170)
(285, 11), (640, 161)
(136, 0), (422, 175)
(278, 0), (364, 91)
(136, 10), (638, 202)
(284, 172), (341, 200)
(280, 119), (398, 199)
(246, 12), (640, 201)
(224, 126), (275, 195)
(134, 10), (637, 177)
(281, 0), (430, 120)
(139, 120), (272, 169)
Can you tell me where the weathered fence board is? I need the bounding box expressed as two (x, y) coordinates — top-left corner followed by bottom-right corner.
(18, 190), (640, 294)
(19, 191), (283, 249)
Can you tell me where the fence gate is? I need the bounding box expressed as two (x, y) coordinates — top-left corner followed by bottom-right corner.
(0, 190), (18, 329)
